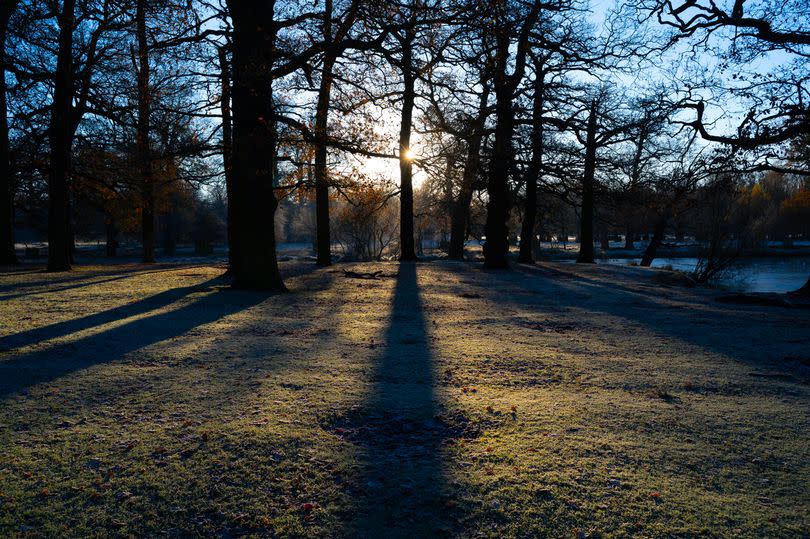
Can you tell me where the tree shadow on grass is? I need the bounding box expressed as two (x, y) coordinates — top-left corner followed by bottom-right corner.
(336, 263), (459, 537)
(0, 277), (271, 399)
(0, 263), (319, 353)
(454, 261), (810, 379)
(0, 276), (227, 352)
(0, 264), (188, 294)
(0, 266), (206, 301)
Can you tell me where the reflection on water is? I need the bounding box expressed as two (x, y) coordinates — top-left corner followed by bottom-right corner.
(597, 257), (810, 293)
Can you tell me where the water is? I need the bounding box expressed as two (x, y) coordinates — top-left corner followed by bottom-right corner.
(597, 257), (810, 293)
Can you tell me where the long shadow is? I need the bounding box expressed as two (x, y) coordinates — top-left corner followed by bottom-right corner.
(0, 281), (266, 399)
(0, 263), (327, 399)
(0, 264), (186, 294)
(345, 263), (451, 537)
(0, 267), (200, 301)
(487, 262), (810, 376)
(0, 262), (322, 353)
(0, 277), (225, 352)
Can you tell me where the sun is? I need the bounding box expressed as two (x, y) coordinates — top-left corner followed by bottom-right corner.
(403, 148), (416, 161)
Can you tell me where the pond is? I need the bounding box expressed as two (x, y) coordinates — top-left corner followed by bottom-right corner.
(597, 256), (810, 293)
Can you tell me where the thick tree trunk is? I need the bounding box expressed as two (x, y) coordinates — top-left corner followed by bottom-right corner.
(640, 212), (669, 266)
(399, 33), (417, 261)
(576, 101), (598, 264)
(47, 0), (75, 272)
(219, 46), (235, 272)
(136, 0), (155, 263)
(227, 0), (286, 291)
(314, 52), (335, 266)
(448, 86), (488, 261)
(483, 91), (513, 268)
(518, 67), (544, 264)
(0, 3), (18, 265)
(483, 28), (517, 269)
(482, 8), (540, 269)
(481, 5), (540, 269)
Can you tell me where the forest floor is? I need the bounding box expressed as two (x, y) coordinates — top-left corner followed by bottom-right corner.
(0, 259), (808, 538)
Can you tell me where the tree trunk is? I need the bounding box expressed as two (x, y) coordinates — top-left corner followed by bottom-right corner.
(314, 11), (335, 266)
(398, 31), (417, 261)
(448, 85), (488, 261)
(599, 226), (609, 251)
(105, 218), (118, 257)
(624, 226), (634, 249)
(136, 0), (155, 263)
(640, 212), (669, 266)
(163, 199), (176, 256)
(483, 29), (516, 269)
(576, 100), (598, 264)
(0, 2), (18, 265)
(518, 66), (544, 264)
(68, 203), (76, 263)
(219, 46), (236, 273)
(448, 182), (474, 260)
(47, 0), (75, 272)
(622, 126), (646, 252)
(227, 0), (286, 291)
(481, 7), (540, 268)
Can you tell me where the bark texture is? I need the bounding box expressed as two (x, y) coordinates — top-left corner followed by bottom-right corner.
(47, 0), (76, 272)
(227, 0), (286, 291)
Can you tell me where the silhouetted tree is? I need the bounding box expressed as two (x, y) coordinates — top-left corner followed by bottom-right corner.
(482, 0), (542, 268)
(517, 56), (546, 264)
(640, 0), (810, 290)
(0, 0), (18, 265)
(46, 0), (76, 271)
(313, 0), (361, 266)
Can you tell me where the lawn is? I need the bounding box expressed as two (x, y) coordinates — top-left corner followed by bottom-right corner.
(0, 260), (808, 537)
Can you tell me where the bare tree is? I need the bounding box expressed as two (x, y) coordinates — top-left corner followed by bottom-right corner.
(481, 0), (542, 268)
(640, 0), (810, 292)
(46, 0), (76, 271)
(0, 0), (19, 265)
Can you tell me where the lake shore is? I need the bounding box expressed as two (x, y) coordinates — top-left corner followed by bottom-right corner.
(541, 241), (810, 261)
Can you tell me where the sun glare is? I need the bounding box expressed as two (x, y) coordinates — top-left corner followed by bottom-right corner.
(403, 148), (416, 161)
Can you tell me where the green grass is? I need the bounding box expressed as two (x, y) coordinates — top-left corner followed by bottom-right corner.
(0, 260), (808, 537)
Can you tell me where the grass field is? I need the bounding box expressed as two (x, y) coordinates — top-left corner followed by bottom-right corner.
(0, 260), (808, 537)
